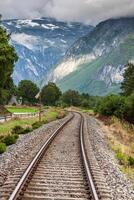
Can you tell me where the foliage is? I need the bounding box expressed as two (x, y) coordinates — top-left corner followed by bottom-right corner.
(56, 111), (66, 119)
(116, 151), (128, 165)
(123, 91), (134, 123)
(62, 90), (81, 106)
(11, 124), (33, 135)
(116, 150), (134, 167)
(22, 127), (33, 134)
(0, 109), (62, 136)
(41, 82), (61, 106)
(3, 134), (18, 146)
(0, 143), (7, 154)
(18, 80), (39, 105)
(128, 156), (134, 166)
(32, 121), (43, 129)
(121, 63), (134, 96)
(80, 94), (101, 109)
(0, 17), (18, 104)
(11, 125), (24, 134)
(96, 95), (125, 118)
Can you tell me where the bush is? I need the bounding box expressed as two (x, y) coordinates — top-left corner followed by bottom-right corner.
(81, 99), (90, 108)
(22, 127), (33, 134)
(56, 112), (66, 119)
(0, 143), (7, 154)
(116, 151), (128, 165)
(96, 95), (125, 118)
(42, 119), (48, 124)
(14, 134), (19, 139)
(0, 135), (4, 141)
(128, 156), (134, 166)
(32, 121), (43, 129)
(3, 135), (17, 146)
(11, 125), (24, 135)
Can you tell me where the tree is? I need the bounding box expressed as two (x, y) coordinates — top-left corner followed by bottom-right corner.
(18, 80), (39, 104)
(62, 90), (81, 106)
(124, 92), (134, 123)
(96, 95), (125, 118)
(41, 82), (61, 105)
(121, 63), (134, 96)
(0, 16), (18, 104)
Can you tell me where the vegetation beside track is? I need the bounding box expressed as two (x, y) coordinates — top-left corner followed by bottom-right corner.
(97, 115), (134, 184)
(0, 108), (67, 154)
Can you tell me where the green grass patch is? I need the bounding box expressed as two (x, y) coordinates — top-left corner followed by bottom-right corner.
(6, 106), (38, 113)
(0, 108), (67, 154)
(0, 108), (66, 137)
(81, 109), (94, 115)
(0, 117), (38, 136)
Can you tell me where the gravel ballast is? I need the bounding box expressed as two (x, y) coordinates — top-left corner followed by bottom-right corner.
(0, 114), (72, 187)
(86, 114), (134, 200)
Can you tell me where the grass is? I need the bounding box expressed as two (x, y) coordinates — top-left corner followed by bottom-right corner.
(100, 116), (134, 185)
(6, 106), (38, 113)
(0, 108), (66, 136)
(80, 108), (94, 115)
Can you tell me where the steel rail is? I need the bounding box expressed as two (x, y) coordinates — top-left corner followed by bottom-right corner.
(8, 113), (74, 200)
(80, 113), (99, 200)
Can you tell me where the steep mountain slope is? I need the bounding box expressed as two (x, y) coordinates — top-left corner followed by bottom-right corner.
(2, 18), (92, 84)
(49, 17), (134, 95)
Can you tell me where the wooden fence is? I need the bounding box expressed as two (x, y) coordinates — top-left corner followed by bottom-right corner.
(0, 110), (46, 123)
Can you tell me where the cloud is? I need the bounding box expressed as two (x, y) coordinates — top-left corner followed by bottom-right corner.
(0, 0), (134, 24)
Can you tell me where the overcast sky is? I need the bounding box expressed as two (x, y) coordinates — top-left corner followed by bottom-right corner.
(0, 0), (134, 25)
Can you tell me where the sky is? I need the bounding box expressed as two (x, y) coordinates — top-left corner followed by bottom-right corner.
(0, 0), (134, 25)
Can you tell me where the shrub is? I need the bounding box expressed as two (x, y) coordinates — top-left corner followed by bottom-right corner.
(128, 156), (134, 166)
(22, 127), (33, 134)
(32, 121), (43, 129)
(3, 135), (17, 146)
(116, 151), (128, 165)
(42, 119), (48, 124)
(96, 95), (125, 118)
(0, 143), (7, 154)
(14, 134), (19, 139)
(11, 125), (24, 135)
(0, 135), (4, 141)
(57, 112), (66, 119)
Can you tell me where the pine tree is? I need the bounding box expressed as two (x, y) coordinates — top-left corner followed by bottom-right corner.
(121, 63), (134, 96)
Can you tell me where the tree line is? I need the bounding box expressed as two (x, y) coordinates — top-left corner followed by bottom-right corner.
(10, 80), (99, 109)
(95, 63), (134, 124)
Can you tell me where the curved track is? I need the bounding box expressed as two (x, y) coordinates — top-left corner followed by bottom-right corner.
(8, 112), (100, 200)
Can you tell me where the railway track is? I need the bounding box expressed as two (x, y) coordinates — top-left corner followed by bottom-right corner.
(1, 112), (111, 200)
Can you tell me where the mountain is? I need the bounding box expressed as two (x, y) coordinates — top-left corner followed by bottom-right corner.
(49, 17), (134, 95)
(2, 18), (93, 85)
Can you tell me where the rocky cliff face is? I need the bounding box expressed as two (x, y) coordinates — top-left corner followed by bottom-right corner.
(2, 18), (92, 84)
(48, 17), (134, 95)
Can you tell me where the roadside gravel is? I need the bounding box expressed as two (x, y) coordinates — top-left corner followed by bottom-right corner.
(86, 114), (134, 200)
(0, 113), (72, 187)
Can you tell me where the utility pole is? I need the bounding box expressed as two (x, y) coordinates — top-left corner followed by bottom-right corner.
(35, 91), (42, 122)
(39, 94), (42, 122)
